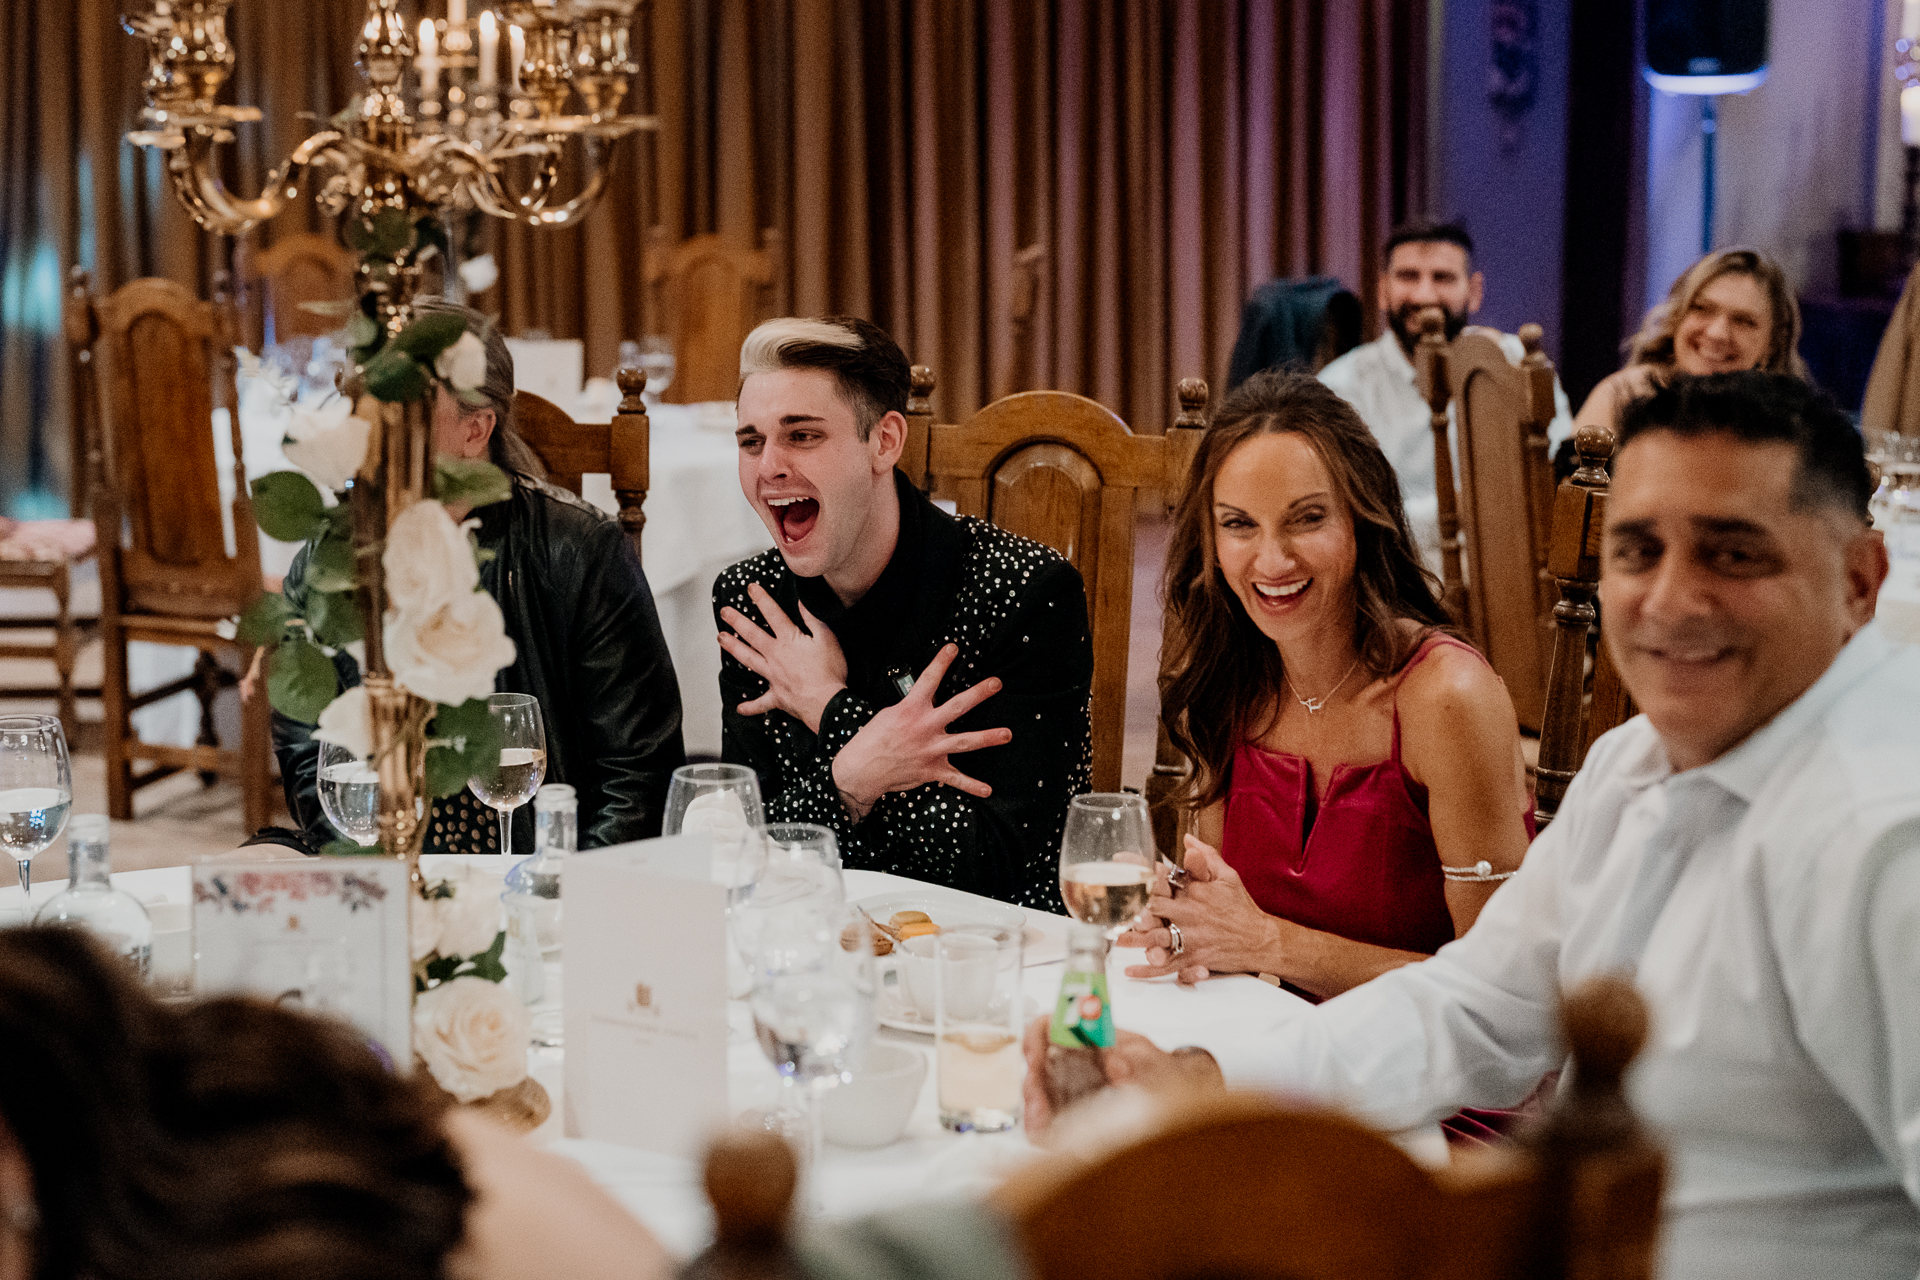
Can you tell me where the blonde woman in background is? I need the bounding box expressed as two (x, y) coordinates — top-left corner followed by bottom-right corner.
(1573, 247), (1807, 436)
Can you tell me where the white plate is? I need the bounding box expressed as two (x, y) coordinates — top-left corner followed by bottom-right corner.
(856, 889), (1029, 1035)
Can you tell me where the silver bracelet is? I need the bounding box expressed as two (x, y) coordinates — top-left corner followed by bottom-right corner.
(1441, 859), (1517, 883)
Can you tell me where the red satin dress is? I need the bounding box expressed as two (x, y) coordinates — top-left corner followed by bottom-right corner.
(1219, 634), (1534, 1144)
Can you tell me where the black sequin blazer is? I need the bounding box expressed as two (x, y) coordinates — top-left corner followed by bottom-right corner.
(714, 470), (1093, 911)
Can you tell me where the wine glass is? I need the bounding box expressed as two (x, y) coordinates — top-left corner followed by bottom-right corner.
(316, 741), (380, 846)
(1058, 792), (1156, 941)
(730, 825), (842, 984)
(748, 900), (876, 1201)
(0, 715), (73, 899)
(666, 763), (764, 889)
(637, 335), (674, 405)
(468, 693), (546, 859)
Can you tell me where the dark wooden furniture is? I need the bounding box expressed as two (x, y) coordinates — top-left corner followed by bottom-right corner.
(905, 370), (1207, 794)
(1417, 316), (1561, 732)
(241, 231), (357, 348)
(645, 231), (776, 405)
(68, 271), (273, 832)
(683, 976), (1665, 1280)
(1534, 425), (1636, 829)
(512, 369), (652, 558)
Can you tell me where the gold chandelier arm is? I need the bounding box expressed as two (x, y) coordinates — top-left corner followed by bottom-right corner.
(463, 137), (617, 227)
(158, 129), (349, 236)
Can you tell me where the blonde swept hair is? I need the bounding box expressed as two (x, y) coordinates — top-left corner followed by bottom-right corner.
(1625, 248), (1807, 379)
(736, 315), (910, 440)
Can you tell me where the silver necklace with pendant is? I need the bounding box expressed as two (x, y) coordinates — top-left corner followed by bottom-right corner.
(1284, 656), (1363, 714)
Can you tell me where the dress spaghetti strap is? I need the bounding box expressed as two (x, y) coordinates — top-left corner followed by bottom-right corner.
(1388, 632), (1486, 760)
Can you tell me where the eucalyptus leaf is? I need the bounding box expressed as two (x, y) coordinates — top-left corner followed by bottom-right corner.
(306, 535), (358, 594)
(422, 954), (462, 985)
(363, 347), (428, 402)
(320, 838), (384, 857)
(358, 207), (413, 258)
(433, 457), (511, 511)
(305, 587), (364, 650)
(265, 635), (339, 723)
(465, 930), (508, 982)
(344, 311), (381, 353)
(236, 593), (293, 648)
(391, 311), (467, 362)
(424, 697), (503, 798)
(250, 472), (328, 543)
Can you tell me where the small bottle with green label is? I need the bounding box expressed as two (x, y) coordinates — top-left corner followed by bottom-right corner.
(1043, 922), (1114, 1113)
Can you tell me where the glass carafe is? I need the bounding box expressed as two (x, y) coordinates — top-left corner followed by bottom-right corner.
(35, 815), (153, 978)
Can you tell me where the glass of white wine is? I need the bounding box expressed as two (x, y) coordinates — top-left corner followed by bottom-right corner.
(316, 741), (381, 846)
(0, 715), (72, 898)
(468, 693), (547, 859)
(1058, 792), (1155, 941)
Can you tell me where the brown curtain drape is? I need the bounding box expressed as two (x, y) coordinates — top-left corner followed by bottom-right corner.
(6, 0), (1423, 511)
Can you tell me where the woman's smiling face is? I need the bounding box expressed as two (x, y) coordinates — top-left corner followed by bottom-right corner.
(1210, 430), (1359, 648)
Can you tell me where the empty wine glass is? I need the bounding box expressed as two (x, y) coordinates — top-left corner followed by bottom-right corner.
(0, 715), (73, 898)
(748, 900), (876, 1202)
(316, 741), (380, 846)
(666, 763), (764, 891)
(468, 693), (546, 859)
(1058, 792), (1156, 940)
(637, 335), (674, 405)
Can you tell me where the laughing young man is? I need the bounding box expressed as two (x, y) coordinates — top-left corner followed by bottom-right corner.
(712, 317), (1093, 910)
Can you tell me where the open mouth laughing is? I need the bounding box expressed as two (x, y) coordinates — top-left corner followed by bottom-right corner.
(1249, 578), (1311, 610)
(765, 494), (820, 545)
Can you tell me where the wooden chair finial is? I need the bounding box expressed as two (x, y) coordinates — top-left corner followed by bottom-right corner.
(1417, 307), (1446, 340)
(909, 363), (936, 411)
(1562, 975), (1649, 1096)
(1518, 322), (1544, 358)
(703, 1129), (797, 1248)
(1572, 423), (1615, 486)
(1175, 377), (1209, 428)
(616, 366), (648, 413)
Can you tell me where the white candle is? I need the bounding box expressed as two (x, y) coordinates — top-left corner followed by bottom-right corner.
(449, 0), (466, 24)
(1904, 0), (1920, 41)
(1904, 85), (1920, 146)
(477, 9), (498, 85)
(418, 19), (439, 93)
(508, 24), (525, 95)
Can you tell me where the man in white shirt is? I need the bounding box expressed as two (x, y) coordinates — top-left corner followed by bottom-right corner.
(1024, 372), (1919, 1279)
(1317, 221), (1574, 569)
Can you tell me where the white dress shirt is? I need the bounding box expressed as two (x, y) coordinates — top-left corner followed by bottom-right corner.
(1317, 328), (1574, 571)
(1196, 623), (1920, 1280)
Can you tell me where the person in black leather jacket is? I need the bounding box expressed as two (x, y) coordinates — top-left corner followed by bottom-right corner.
(273, 303), (684, 853)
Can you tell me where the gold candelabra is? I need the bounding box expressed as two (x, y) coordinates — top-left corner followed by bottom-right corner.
(123, 0), (655, 865)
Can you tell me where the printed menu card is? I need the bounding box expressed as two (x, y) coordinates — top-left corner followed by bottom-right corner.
(563, 833), (728, 1155)
(193, 859), (414, 1067)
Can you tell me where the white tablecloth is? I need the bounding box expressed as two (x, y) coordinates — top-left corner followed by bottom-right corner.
(573, 401), (772, 759)
(0, 861), (1443, 1258)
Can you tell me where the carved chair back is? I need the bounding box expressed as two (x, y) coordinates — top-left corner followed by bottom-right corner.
(1416, 318), (1560, 731)
(908, 371), (1206, 794)
(646, 231), (775, 405)
(243, 231), (357, 347)
(1534, 425), (1637, 828)
(511, 371), (651, 558)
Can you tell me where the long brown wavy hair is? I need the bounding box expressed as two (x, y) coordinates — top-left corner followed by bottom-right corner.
(1162, 368), (1454, 811)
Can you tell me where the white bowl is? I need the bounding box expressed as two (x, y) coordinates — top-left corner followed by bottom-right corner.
(821, 1042), (927, 1149)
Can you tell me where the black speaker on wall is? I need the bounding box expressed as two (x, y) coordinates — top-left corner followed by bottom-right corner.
(1644, 0), (1770, 94)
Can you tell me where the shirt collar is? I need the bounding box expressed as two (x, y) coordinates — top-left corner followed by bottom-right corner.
(1684, 622), (1897, 804)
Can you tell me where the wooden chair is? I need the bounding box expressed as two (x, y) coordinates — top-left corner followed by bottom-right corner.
(0, 267), (107, 737)
(241, 231), (357, 349)
(1416, 315), (1561, 732)
(1534, 425), (1636, 829)
(511, 369), (652, 558)
(683, 976), (1664, 1280)
(645, 230), (777, 405)
(68, 272), (273, 832)
(904, 369), (1208, 794)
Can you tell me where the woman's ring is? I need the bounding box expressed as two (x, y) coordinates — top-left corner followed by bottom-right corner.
(1168, 922), (1185, 958)
(1167, 865), (1191, 895)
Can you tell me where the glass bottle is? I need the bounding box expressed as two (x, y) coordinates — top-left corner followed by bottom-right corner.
(35, 815), (152, 978)
(1042, 922), (1115, 1114)
(503, 784), (573, 1002)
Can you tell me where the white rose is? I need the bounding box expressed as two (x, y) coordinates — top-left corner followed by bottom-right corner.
(386, 589), (516, 706)
(435, 330), (489, 393)
(313, 685), (373, 760)
(383, 499), (478, 616)
(413, 976), (529, 1103)
(457, 254), (499, 296)
(434, 871), (504, 959)
(409, 890), (443, 962)
(282, 396), (374, 492)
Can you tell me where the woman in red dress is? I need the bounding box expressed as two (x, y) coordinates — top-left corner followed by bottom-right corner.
(1123, 369), (1532, 1013)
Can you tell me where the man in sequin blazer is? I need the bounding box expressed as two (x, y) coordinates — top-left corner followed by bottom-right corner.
(713, 316), (1092, 911)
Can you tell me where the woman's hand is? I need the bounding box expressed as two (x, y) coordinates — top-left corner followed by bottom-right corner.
(1117, 836), (1284, 984)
